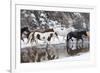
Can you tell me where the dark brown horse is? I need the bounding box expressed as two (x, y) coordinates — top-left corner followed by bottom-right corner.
(66, 30), (88, 55)
(21, 27), (30, 41)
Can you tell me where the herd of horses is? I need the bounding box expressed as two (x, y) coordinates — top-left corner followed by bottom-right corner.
(21, 26), (89, 56)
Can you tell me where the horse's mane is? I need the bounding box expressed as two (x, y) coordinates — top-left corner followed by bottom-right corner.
(44, 29), (54, 32)
(32, 28), (54, 33)
(78, 30), (87, 33)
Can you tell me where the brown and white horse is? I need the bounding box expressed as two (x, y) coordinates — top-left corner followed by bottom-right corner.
(28, 28), (58, 47)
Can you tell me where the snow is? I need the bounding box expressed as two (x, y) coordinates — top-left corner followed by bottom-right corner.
(41, 21), (46, 25)
(31, 13), (36, 18)
(39, 18), (45, 22)
(48, 20), (59, 26)
(40, 13), (46, 17)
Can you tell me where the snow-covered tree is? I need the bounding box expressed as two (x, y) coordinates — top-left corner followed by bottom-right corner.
(21, 10), (89, 31)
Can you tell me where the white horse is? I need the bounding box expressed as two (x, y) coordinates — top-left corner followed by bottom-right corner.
(53, 26), (77, 40)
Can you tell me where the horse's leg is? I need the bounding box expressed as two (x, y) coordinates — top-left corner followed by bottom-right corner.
(54, 32), (59, 41)
(81, 38), (83, 48)
(56, 36), (59, 42)
(78, 39), (81, 49)
(77, 39), (82, 53)
(76, 39), (78, 50)
(78, 38), (84, 52)
(66, 35), (70, 49)
(66, 35), (72, 47)
(49, 41), (56, 49)
(33, 36), (38, 47)
(66, 36), (68, 49)
(28, 36), (33, 47)
(87, 37), (89, 49)
(63, 36), (65, 41)
(47, 41), (52, 60)
(57, 35), (59, 40)
(35, 39), (39, 47)
(66, 35), (73, 55)
(29, 34), (35, 47)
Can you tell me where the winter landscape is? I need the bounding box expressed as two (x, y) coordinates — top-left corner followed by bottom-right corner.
(20, 9), (90, 63)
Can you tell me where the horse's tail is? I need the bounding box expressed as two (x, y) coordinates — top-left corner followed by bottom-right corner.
(67, 33), (69, 42)
(27, 32), (35, 44)
(66, 33), (70, 54)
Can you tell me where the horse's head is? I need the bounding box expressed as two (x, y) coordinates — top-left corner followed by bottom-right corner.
(86, 31), (90, 38)
(61, 27), (64, 30)
(81, 31), (89, 37)
(21, 27), (30, 40)
(24, 27), (30, 33)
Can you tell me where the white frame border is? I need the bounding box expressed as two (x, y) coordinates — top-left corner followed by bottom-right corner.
(11, 1), (96, 73)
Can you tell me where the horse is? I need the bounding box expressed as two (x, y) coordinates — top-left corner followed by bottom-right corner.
(21, 27), (30, 42)
(27, 28), (59, 60)
(53, 26), (77, 40)
(28, 28), (58, 47)
(66, 30), (89, 55)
